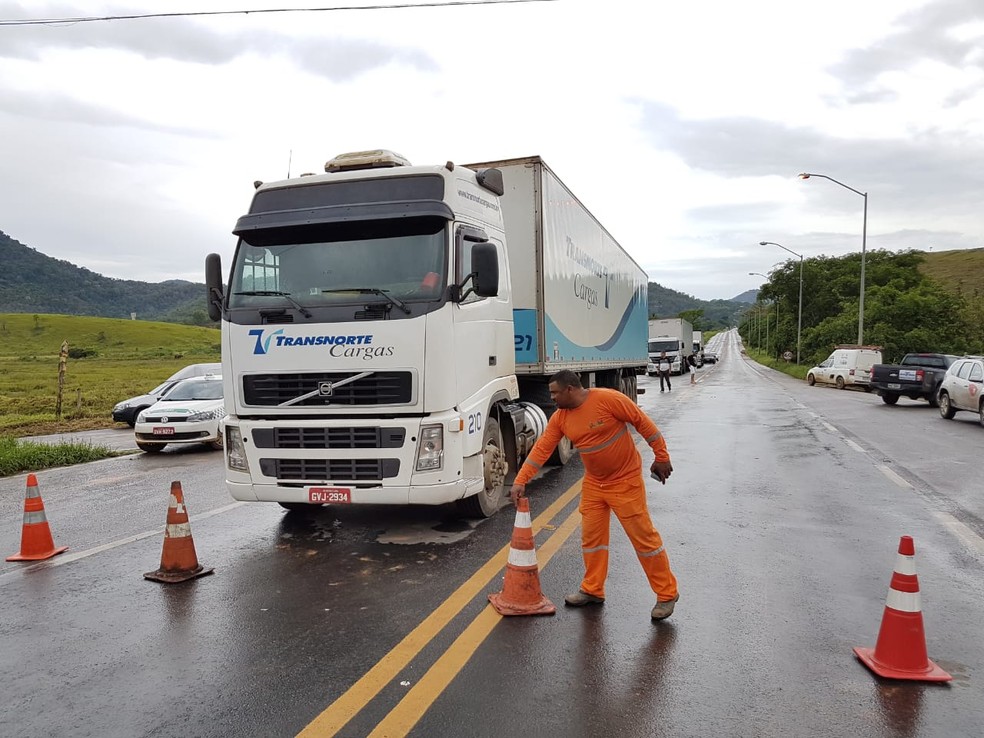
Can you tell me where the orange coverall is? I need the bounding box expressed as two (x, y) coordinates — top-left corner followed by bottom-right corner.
(515, 388), (678, 601)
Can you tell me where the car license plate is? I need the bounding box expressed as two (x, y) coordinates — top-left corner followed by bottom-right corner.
(309, 487), (351, 504)
(887, 383), (901, 390)
(152, 427), (175, 435)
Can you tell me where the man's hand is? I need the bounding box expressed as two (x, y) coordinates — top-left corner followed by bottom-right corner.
(650, 460), (673, 485)
(509, 483), (527, 505)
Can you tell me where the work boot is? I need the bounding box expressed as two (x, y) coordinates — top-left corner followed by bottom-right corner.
(651, 594), (679, 621)
(564, 591), (605, 607)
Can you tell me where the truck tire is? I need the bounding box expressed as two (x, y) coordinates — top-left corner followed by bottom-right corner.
(939, 392), (956, 419)
(835, 376), (845, 390)
(881, 393), (899, 405)
(457, 417), (507, 518)
(807, 374), (816, 386)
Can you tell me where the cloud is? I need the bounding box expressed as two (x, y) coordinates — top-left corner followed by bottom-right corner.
(0, 4), (437, 80)
(832, 0), (984, 90)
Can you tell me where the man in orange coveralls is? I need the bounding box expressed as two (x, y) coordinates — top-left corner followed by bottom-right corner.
(509, 370), (679, 620)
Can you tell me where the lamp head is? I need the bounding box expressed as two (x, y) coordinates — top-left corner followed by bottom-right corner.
(798, 173), (811, 179)
(759, 241), (768, 246)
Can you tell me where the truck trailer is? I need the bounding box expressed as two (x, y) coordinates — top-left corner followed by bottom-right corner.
(205, 150), (649, 518)
(647, 318), (693, 375)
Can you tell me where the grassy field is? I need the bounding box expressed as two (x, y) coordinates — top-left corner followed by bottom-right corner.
(918, 248), (984, 296)
(0, 313), (220, 436)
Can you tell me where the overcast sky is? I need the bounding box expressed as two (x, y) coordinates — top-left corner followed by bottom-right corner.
(1, 0), (982, 300)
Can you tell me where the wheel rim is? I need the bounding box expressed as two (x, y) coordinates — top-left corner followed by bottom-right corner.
(483, 438), (507, 498)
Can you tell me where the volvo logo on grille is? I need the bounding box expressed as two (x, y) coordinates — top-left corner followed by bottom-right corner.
(318, 381), (334, 397)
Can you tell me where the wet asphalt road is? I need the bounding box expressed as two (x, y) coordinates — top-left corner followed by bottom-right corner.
(2, 330), (983, 738)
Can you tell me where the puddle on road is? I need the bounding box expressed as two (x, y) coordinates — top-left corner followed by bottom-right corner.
(376, 518), (480, 545)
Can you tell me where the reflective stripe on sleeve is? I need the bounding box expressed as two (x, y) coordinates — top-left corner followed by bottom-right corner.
(525, 459), (543, 472)
(638, 545), (665, 558)
(886, 589), (921, 613)
(508, 547), (539, 567)
(577, 426), (628, 455)
(645, 432), (663, 444)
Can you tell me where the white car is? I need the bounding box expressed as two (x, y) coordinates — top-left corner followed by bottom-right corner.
(937, 357), (984, 426)
(134, 375), (226, 453)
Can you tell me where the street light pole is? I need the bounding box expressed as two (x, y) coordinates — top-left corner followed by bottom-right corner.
(758, 243), (803, 364)
(798, 173), (868, 345)
(749, 271), (769, 355)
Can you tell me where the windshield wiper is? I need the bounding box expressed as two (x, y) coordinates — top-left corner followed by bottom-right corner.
(233, 290), (312, 318)
(321, 288), (411, 315)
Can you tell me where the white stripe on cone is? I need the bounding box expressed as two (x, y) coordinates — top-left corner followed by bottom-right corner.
(886, 589), (921, 613)
(166, 523), (192, 539)
(894, 553), (917, 575)
(514, 511), (532, 529)
(507, 547), (538, 568)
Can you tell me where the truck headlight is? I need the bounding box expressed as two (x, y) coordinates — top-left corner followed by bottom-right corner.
(415, 424), (444, 471)
(226, 426), (249, 473)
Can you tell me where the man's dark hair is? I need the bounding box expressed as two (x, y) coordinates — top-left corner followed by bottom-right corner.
(550, 369), (582, 389)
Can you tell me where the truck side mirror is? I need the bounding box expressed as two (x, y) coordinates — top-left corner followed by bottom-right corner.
(205, 253), (224, 322)
(471, 242), (499, 297)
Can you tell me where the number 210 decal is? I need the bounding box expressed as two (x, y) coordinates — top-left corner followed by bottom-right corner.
(467, 411), (483, 434)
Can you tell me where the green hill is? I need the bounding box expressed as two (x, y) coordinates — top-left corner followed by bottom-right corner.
(0, 230), (210, 323)
(918, 248), (984, 297)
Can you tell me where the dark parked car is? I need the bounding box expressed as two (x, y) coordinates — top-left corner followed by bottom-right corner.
(112, 362), (221, 426)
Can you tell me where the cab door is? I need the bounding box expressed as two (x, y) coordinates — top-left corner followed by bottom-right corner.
(951, 361), (973, 410)
(966, 362), (984, 411)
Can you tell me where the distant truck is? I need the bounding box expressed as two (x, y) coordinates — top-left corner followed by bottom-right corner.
(869, 353), (960, 406)
(647, 318), (693, 375)
(693, 331), (704, 366)
(205, 150), (649, 518)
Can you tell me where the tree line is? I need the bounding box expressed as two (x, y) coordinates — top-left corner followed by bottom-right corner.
(739, 249), (984, 365)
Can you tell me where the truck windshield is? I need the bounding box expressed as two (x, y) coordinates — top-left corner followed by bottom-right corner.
(228, 217), (447, 310)
(648, 339), (679, 354)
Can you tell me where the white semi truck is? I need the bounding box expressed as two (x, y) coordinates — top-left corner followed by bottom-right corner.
(647, 318), (693, 375)
(205, 151), (649, 517)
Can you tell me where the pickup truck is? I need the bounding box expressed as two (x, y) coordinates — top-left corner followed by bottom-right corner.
(869, 353), (960, 406)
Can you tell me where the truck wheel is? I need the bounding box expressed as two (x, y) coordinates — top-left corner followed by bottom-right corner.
(939, 393), (956, 419)
(881, 393), (899, 406)
(807, 374), (816, 386)
(458, 417), (507, 518)
(835, 376), (845, 390)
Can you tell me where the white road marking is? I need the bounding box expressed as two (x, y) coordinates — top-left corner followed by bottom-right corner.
(878, 465), (913, 489)
(933, 511), (984, 556)
(822, 422), (838, 434)
(844, 439), (866, 453)
(0, 501), (245, 586)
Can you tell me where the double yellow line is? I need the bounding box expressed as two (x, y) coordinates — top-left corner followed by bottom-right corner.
(297, 480), (584, 738)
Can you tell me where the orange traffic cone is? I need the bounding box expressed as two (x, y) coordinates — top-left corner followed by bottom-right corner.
(144, 481), (214, 583)
(6, 473), (68, 561)
(853, 535), (951, 682)
(488, 497), (556, 616)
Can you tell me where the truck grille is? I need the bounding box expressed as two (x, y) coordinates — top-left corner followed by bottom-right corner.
(242, 371), (412, 406)
(251, 427), (405, 449)
(259, 458), (400, 481)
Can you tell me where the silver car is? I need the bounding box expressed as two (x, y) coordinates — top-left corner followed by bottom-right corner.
(937, 357), (984, 426)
